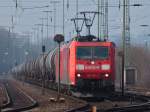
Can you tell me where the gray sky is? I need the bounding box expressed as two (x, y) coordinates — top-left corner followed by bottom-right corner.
(0, 0), (150, 45)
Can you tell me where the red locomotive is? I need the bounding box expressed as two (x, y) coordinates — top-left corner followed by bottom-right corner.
(12, 35), (115, 92)
(53, 36), (115, 91)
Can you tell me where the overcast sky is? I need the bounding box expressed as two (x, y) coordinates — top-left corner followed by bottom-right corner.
(0, 0), (150, 45)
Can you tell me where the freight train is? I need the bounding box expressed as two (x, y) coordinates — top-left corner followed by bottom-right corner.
(11, 35), (115, 92)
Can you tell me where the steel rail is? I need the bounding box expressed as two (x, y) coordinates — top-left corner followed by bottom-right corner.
(1, 80), (38, 112)
(0, 81), (11, 109)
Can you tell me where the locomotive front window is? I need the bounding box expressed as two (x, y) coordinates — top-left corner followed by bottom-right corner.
(93, 47), (109, 59)
(76, 46), (109, 59)
(77, 47), (92, 59)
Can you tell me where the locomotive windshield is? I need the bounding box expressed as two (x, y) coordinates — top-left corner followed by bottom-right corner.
(77, 46), (109, 59)
(93, 47), (108, 59)
(76, 47), (92, 59)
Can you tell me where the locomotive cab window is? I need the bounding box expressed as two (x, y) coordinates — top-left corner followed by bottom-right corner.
(93, 47), (109, 59)
(76, 47), (92, 59)
(76, 46), (109, 59)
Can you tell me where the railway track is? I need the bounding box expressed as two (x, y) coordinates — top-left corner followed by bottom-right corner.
(0, 81), (10, 109)
(1, 80), (37, 112)
(65, 92), (150, 112)
(12, 79), (88, 112)
(17, 79), (150, 112)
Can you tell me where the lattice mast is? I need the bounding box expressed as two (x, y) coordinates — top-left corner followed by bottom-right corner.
(104, 0), (108, 40)
(98, 0), (108, 40)
(125, 0), (130, 46)
(125, 0), (130, 67)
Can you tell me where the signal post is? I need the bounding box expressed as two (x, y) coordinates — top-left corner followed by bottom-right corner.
(54, 34), (64, 101)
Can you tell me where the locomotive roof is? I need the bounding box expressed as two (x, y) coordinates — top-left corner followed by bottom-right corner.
(62, 35), (115, 46)
(71, 35), (106, 42)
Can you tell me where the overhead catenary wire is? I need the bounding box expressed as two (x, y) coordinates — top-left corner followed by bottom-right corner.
(0, 0), (148, 40)
(0, 4), (149, 8)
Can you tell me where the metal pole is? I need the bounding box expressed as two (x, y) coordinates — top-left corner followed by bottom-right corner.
(40, 18), (44, 46)
(63, 0), (65, 36)
(47, 12), (49, 40)
(122, 0), (126, 96)
(54, 34), (64, 100)
(39, 18), (45, 95)
(76, 0), (79, 36)
(98, 0), (100, 39)
(51, 1), (60, 37)
(100, 0), (103, 40)
(54, 4), (56, 36)
(37, 26), (40, 53)
(88, 26), (91, 35)
(42, 50), (44, 95)
(35, 24), (40, 54)
(58, 43), (61, 100)
(102, 0), (105, 40)
(105, 0), (108, 40)
(43, 11), (53, 40)
(42, 45), (45, 95)
(125, 0), (130, 67)
(11, 16), (15, 65)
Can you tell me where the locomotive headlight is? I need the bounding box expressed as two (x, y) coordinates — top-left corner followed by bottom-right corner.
(77, 74), (81, 77)
(76, 64), (84, 70)
(105, 74), (109, 78)
(101, 64), (110, 70)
